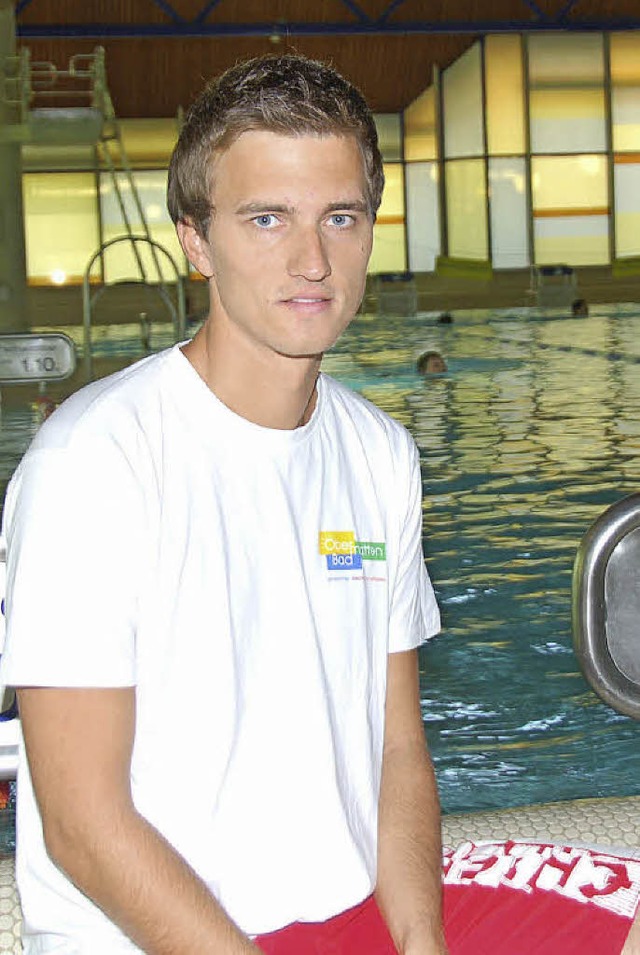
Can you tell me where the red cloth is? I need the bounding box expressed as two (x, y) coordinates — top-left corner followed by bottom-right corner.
(255, 895), (396, 954)
(254, 841), (640, 954)
(443, 840), (640, 955)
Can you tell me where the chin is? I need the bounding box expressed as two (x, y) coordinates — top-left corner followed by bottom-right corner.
(277, 332), (346, 359)
(271, 314), (356, 359)
(275, 345), (325, 361)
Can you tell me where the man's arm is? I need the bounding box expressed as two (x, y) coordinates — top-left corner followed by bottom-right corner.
(622, 910), (640, 955)
(375, 648), (449, 955)
(18, 686), (260, 954)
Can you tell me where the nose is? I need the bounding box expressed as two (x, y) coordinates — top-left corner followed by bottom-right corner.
(286, 225), (331, 282)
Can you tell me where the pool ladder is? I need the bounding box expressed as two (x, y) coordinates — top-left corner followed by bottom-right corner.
(1, 45), (187, 379)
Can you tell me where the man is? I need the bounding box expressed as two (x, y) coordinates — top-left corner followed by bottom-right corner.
(0, 55), (447, 953)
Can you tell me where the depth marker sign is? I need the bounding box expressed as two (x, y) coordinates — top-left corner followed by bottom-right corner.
(0, 333), (76, 384)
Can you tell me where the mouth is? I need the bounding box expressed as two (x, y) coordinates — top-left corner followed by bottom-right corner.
(281, 295), (333, 313)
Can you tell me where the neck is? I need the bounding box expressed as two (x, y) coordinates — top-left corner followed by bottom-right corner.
(182, 320), (321, 430)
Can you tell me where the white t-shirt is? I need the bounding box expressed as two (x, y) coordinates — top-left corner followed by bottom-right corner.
(1, 344), (440, 953)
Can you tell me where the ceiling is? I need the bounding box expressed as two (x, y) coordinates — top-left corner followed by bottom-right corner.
(14, 1), (640, 116)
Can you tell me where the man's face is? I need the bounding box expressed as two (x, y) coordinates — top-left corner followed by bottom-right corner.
(427, 355), (446, 373)
(189, 130), (374, 361)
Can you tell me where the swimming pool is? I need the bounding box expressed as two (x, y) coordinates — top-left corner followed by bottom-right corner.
(2, 305), (640, 817)
(326, 302), (640, 815)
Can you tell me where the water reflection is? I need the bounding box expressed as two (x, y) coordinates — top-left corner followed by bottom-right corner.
(328, 305), (640, 814)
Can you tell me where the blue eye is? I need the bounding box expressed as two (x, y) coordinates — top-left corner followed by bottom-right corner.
(329, 214), (352, 227)
(254, 214), (278, 228)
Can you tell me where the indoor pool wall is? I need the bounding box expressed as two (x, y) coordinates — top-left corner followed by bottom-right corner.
(1, 304), (640, 817)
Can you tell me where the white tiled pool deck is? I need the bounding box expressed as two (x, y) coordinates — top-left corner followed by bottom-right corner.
(0, 795), (638, 953)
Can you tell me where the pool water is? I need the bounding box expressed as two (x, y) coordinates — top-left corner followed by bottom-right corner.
(2, 306), (640, 817)
(326, 303), (640, 814)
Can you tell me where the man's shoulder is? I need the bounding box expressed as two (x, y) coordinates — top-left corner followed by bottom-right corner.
(321, 373), (415, 451)
(30, 347), (176, 456)
(5, 350), (178, 520)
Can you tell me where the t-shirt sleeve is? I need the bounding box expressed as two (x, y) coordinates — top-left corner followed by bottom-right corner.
(0, 441), (150, 688)
(388, 436), (440, 653)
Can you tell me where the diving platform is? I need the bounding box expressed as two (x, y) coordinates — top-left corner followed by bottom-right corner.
(0, 106), (104, 145)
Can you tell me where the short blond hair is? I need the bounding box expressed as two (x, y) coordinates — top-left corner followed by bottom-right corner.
(167, 54), (384, 237)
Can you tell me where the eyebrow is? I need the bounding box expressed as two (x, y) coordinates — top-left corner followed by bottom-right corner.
(235, 199), (369, 216)
(324, 200), (369, 214)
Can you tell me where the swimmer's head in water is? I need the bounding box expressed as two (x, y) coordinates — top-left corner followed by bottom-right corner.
(417, 351), (447, 374)
(571, 298), (589, 317)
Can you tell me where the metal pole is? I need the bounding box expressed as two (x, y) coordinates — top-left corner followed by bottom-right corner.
(435, 64), (447, 258)
(0, 0), (28, 331)
(399, 110), (409, 273)
(523, 34), (535, 270)
(603, 32), (616, 266)
(480, 36), (492, 266)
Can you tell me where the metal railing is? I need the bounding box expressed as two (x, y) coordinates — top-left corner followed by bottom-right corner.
(1, 45), (168, 287)
(82, 236), (187, 381)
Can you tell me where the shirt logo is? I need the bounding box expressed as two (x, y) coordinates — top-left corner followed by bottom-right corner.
(318, 530), (386, 571)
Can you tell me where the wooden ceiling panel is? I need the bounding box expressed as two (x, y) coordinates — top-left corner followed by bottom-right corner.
(18, 1), (168, 25)
(21, 33), (474, 115)
(16, 1), (640, 117)
(386, 0), (536, 23)
(567, 0), (640, 15)
(392, 0), (640, 19)
(16, 0), (415, 27)
(19, 0), (640, 28)
(203, 1), (360, 25)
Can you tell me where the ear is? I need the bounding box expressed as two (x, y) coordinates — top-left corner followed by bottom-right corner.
(176, 219), (214, 279)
